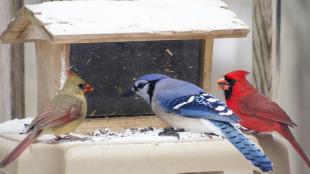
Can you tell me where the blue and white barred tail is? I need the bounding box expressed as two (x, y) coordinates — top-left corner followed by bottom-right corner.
(212, 121), (273, 172)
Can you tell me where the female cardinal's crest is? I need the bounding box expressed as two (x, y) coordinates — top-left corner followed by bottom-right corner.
(67, 70), (77, 77)
(225, 70), (249, 80)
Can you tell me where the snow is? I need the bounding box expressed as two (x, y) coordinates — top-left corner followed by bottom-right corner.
(0, 118), (223, 144)
(25, 0), (248, 36)
(0, 118), (33, 134)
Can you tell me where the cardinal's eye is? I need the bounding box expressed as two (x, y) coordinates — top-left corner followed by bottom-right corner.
(78, 83), (84, 89)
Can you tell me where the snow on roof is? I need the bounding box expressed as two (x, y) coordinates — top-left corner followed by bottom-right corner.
(1, 0), (249, 43)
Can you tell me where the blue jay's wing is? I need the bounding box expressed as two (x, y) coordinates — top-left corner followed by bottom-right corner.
(161, 93), (240, 123)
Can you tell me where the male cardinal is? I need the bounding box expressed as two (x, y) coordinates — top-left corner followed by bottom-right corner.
(0, 71), (93, 167)
(217, 70), (310, 167)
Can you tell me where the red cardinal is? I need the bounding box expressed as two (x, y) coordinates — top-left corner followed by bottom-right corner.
(217, 70), (310, 167)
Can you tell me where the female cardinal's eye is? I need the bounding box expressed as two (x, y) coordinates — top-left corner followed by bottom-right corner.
(78, 83), (84, 89)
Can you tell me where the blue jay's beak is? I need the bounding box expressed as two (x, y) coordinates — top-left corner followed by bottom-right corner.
(121, 89), (135, 97)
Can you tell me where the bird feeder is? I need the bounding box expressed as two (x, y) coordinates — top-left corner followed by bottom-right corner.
(1, 1), (283, 174)
(1, 0), (249, 132)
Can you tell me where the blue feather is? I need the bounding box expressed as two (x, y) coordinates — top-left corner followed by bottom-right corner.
(211, 121), (273, 172)
(161, 93), (240, 123)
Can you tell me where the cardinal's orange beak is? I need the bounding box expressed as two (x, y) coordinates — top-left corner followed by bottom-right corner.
(217, 78), (230, 90)
(83, 83), (94, 93)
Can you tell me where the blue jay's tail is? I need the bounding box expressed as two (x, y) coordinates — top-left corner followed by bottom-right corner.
(212, 121), (273, 172)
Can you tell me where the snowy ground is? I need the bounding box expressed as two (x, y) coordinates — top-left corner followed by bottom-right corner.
(0, 118), (223, 144)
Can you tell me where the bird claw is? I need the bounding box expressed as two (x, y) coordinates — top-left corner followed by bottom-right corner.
(240, 129), (262, 136)
(158, 127), (185, 139)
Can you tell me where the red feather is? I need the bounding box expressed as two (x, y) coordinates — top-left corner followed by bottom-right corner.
(223, 70), (310, 167)
(0, 131), (41, 167)
(0, 103), (82, 168)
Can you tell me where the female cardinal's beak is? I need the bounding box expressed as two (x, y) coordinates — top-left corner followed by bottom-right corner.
(83, 83), (94, 93)
(217, 78), (230, 90)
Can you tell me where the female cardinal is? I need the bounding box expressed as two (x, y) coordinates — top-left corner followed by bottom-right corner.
(217, 70), (310, 167)
(0, 71), (93, 167)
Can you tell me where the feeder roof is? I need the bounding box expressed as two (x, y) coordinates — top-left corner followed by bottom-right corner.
(1, 0), (249, 44)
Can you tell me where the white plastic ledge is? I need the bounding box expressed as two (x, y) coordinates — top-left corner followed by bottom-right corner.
(0, 133), (257, 174)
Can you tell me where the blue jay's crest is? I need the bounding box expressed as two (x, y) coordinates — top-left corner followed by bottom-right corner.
(137, 74), (169, 82)
(161, 92), (240, 123)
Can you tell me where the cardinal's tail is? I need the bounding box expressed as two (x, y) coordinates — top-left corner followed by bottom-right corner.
(278, 125), (310, 167)
(0, 130), (41, 168)
(212, 121), (273, 172)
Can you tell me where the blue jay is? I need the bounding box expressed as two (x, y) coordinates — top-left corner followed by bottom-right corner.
(122, 74), (273, 172)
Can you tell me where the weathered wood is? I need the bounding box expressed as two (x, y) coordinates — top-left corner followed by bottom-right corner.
(10, 43), (25, 118)
(75, 116), (168, 134)
(35, 42), (69, 113)
(18, 21), (51, 41)
(1, 0), (249, 44)
(0, 0), (13, 122)
(252, 0), (280, 99)
(10, 0), (25, 119)
(49, 30), (248, 44)
(200, 39), (214, 92)
(1, 7), (30, 43)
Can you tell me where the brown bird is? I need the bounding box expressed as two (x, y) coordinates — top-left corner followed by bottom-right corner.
(0, 71), (93, 167)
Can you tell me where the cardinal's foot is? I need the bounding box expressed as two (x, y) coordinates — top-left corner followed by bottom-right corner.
(240, 129), (261, 136)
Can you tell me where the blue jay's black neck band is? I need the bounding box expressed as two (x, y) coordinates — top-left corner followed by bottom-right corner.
(148, 80), (159, 104)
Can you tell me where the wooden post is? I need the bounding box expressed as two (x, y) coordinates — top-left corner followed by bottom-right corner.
(200, 39), (214, 92)
(35, 42), (69, 113)
(252, 0), (281, 100)
(253, 1), (289, 174)
(10, 0), (24, 119)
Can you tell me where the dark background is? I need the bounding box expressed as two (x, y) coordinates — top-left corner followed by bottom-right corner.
(70, 40), (202, 117)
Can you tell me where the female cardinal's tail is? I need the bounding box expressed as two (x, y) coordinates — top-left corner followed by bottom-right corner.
(0, 131), (41, 168)
(278, 125), (310, 167)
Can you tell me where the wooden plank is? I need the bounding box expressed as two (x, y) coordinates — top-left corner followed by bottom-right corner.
(35, 42), (69, 113)
(10, 43), (25, 118)
(9, 0), (25, 119)
(252, 0), (280, 99)
(25, 0), (249, 42)
(48, 29), (248, 44)
(0, 0), (13, 122)
(75, 116), (168, 134)
(0, 7), (30, 42)
(18, 21), (51, 41)
(1, 0), (249, 43)
(200, 39), (214, 92)
(1, 28), (249, 44)
(0, 6), (52, 44)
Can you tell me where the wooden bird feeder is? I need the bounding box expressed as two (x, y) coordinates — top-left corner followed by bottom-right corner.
(3, 1), (291, 174)
(1, 0), (249, 132)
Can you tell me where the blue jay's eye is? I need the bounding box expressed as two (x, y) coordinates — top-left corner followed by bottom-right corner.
(134, 83), (146, 91)
(137, 83), (146, 89)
